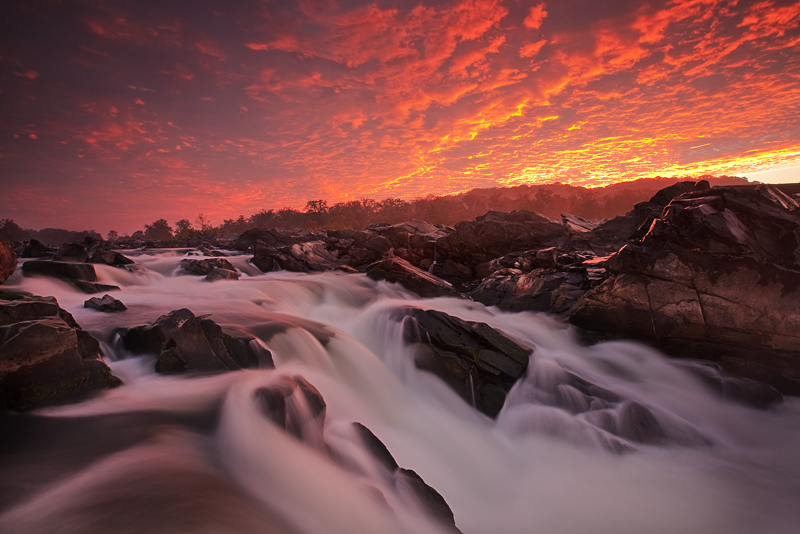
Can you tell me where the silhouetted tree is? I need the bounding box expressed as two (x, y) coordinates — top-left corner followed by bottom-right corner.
(144, 219), (174, 241)
(0, 219), (30, 241)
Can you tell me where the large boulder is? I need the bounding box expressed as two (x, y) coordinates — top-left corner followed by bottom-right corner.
(396, 307), (532, 417)
(0, 241), (17, 284)
(0, 294), (121, 410)
(368, 220), (452, 267)
(471, 268), (588, 314)
(366, 257), (462, 298)
(89, 250), (134, 267)
(84, 294), (127, 313)
(570, 184), (800, 394)
(434, 211), (570, 276)
(119, 309), (273, 373)
(251, 240), (344, 273)
(53, 243), (89, 263)
(180, 258), (236, 276)
(20, 239), (50, 258)
(22, 260), (121, 294)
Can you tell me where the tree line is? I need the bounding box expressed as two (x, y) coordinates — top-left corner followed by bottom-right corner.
(1, 176), (748, 244)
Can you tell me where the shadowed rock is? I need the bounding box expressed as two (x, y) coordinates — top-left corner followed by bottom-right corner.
(0, 294), (121, 410)
(53, 243), (89, 263)
(396, 307), (532, 418)
(367, 257), (461, 298)
(89, 250), (134, 267)
(204, 268), (239, 282)
(180, 258), (236, 276)
(84, 294), (127, 313)
(0, 242), (17, 285)
(21, 260), (121, 294)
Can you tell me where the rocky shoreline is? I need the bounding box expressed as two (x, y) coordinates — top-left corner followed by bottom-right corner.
(3, 181), (799, 413)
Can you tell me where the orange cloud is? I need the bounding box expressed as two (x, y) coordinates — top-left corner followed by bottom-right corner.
(524, 4), (547, 30)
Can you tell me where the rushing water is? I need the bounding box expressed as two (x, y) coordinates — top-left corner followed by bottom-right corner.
(2, 250), (800, 534)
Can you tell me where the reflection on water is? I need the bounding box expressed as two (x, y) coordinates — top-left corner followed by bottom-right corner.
(2, 250), (800, 534)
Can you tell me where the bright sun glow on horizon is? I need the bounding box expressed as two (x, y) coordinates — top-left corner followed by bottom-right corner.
(1, 0), (799, 234)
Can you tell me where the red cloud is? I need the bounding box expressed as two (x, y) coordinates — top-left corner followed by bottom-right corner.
(524, 4), (547, 30)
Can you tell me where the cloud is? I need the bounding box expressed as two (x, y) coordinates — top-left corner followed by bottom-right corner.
(524, 4), (547, 30)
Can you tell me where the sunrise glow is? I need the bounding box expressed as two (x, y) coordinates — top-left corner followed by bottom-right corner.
(2, 0), (799, 233)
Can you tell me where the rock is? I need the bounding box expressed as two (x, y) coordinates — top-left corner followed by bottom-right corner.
(20, 239), (50, 258)
(471, 269), (587, 314)
(89, 250), (134, 267)
(53, 243), (89, 263)
(22, 260), (121, 294)
(570, 184), (800, 395)
(561, 213), (598, 233)
(233, 228), (309, 251)
(366, 257), (462, 298)
(396, 307), (532, 417)
(204, 268), (239, 282)
(180, 258), (236, 276)
(0, 294), (121, 410)
(435, 210), (570, 276)
(254, 375), (327, 445)
(84, 294), (127, 313)
(0, 241), (17, 284)
(119, 309), (273, 373)
(353, 423), (461, 532)
(368, 220), (452, 267)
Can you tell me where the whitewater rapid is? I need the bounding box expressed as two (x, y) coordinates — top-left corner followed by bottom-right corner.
(2, 249), (800, 534)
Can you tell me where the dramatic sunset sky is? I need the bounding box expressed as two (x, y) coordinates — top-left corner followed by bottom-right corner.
(2, 0), (799, 234)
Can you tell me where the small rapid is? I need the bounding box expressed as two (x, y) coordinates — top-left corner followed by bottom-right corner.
(2, 249), (799, 534)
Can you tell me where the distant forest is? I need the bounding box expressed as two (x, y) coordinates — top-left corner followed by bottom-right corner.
(1, 176), (749, 244)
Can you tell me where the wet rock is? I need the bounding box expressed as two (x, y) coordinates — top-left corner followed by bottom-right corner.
(435, 210), (570, 276)
(570, 184), (800, 395)
(471, 269), (588, 314)
(397, 307), (532, 418)
(21, 260), (122, 294)
(254, 375), (327, 444)
(119, 309), (273, 373)
(89, 250), (134, 267)
(204, 268), (239, 282)
(561, 213), (598, 233)
(53, 243), (89, 263)
(20, 239), (51, 258)
(368, 220), (452, 267)
(0, 241), (17, 284)
(353, 423), (461, 532)
(180, 258), (236, 276)
(84, 294), (127, 313)
(366, 257), (462, 298)
(0, 294), (121, 411)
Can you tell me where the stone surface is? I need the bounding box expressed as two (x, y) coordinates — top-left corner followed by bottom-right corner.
(366, 257), (462, 298)
(204, 268), (239, 282)
(0, 241), (17, 285)
(89, 250), (134, 267)
(396, 306), (532, 418)
(20, 239), (51, 258)
(119, 309), (273, 373)
(570, 184), (800, 395)
(84, 294), (127, 313)
(180, 258), (236, 276)
(22, 260), (121, 294)
(0, 294), (121, 410)
(53, 243), (89, 263)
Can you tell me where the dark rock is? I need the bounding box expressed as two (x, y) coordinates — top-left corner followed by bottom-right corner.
(561, 213), (598, 233)
(84, 294), (127, 313)
(70, 281), (123, 294)
(471, 269), (587, 314)
(119, 309), (273, 373)
(21, 239), (50, 258)
(0, 295), (121, 411)
(353, 423), (461, 532)
(89, 250), (134, 267)
(23, 260), (98, 282)
(180, 258), (236, 276)
(0, 241), (17, 285)
(435, 210), (570, 275)
(570, 184), (800, 395)
(366, 257), (462, 298)
(204, 268), (239, 282)
(254, 375), (327, 444)
(368, 220), (452, 267)
(53, 243), (89, 263)
(396, 307), (532, 418)
(233, 228), (309, 251)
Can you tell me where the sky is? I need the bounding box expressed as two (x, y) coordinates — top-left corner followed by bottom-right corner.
(1, 0), (799, 235)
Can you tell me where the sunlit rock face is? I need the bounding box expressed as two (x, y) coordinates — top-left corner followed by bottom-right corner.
(0, 295), (121, 410)
(571, 184), (800, 394)
(0, 242), (17, 285)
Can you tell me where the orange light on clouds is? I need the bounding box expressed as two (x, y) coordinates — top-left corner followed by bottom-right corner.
(0, 0), (799, 233)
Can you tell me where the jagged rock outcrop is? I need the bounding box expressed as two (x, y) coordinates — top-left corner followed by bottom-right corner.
(89, 250), (134, 267)
(570, 184), (800, 394)
(20, 239), (50, 258)
(21, 260), (121, 294)
(204, 268), (239, 282)
(180, 258), (236, 276)
(84, 294), (127, 313)
(395, 307), (532, 417)
(53, 243), (90, 263)
(0, 242), (17, 285)
(119, 309), (273, 373)
(367, 257), (461, 298)
(0, 294), (121, 410)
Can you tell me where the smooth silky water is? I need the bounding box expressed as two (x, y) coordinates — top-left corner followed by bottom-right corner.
(2, 250), (799, 534)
